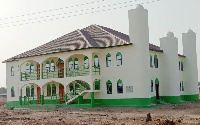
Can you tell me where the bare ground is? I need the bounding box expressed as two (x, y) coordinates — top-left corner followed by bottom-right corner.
(0, 98), (200, 125)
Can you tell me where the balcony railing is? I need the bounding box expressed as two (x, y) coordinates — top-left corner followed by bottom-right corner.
(21, 71), (39, 81)
(92, 66), (100, 75)
(66, 65), (90, 77)
(42, 69), (64, 79)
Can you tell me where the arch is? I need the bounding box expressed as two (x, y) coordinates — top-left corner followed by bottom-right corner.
(47, 84), (51, 96)
(26, 86), (30, 97)
(52, 84), (56, 95)
(51, 60), (55, 71)
(106, 53), (111, 67)
(116, 52), (122, 66)
(106, 80), (112, 94)
(117, 79), (123, 93)
(84, 56), (89, 69)
(94, 55), (99, 68)
(31, 85), (34, 97)
(11, 86), (15, 97)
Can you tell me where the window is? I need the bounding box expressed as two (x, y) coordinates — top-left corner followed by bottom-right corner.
(74, 58), (79, 69)
(94, 80), (100, 90)
(31, 85), (34, 97)
(106, 80), (112, 94)
(26, 63), (29, 72)
(84, 56), (89, 69)
(47, 84), (51, 96)
(94, 55), (99, 68)
(155, 78), (159, 85)
(51, 60), (55, 72)
(154, 54), (158, 68)
(180, 82), (182, 91)
(30, 63), (34, 73)
(182, 81), (184, 91)
(117, 79), (123, 93)
(116, 52), (122, 66)
(52, 84), (56, 95)
(68, 58), (73, 69)
(181, 61), (183, 71)
(179, 61), (180, 70)
(11, 86), (15, 97)
(46, 61), (50, 72)
(106, 53), (111, 67)
(151, 80), (153, 92)
(150, 55), (153, 67)
(26, 86), (30, 97)
(11, 66), (14, 76)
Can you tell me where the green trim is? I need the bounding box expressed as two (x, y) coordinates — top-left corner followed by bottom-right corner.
(74, 58), (78, 61)
(26, 63), (29, 66)
(46, 61), (49, 64)
(58, 58), (62, 62)
(59, 83), (64, 87)
(154, 54), (158, 59)
(106, 80), (112, 84)
(26, 86), (30, 89)
(31, 85), (34, 88)
(159, 96), (183, 104)
(68, 58), (73, 62)
(116, 52), (122, 56)
(41, 95), (44, 105)
(6, 101), (20, 108)
(106, 53), (111, 57)
(90, 92), (94, 108)
(51, 60), (54, 63)
(180, 94), (199, 101)
(94, 55), (98, 58)
(30, 63), (34, 66)
(84, 56), (88, 60)
(155, 78), (159, 84)
(117, 79), (122, 83)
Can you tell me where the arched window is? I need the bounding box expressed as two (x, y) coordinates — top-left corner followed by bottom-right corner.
(181, 61), (183, 71)
(151, 80), (153, 92)
(150, 55), (153, 67)
(46, 61), (50, 72)
(154, 54), (158, 68)
(30, 63), (34, 73)
(182, 81), (184, 91)
(106, 53), (111, 67)
(94, 80), (100, 90)
(26, 63), (29, 72)
(11, 86), (15, 97)
(106, 80), (112, 94)
(47, 84), (51, 96)
(117, 79), (123, 93)
(51, 60), (55, 71)
(31, 85), (34, 97)
(26, 86), (30, 97)
(52, 84), (56, 95)
(180, 82), (182, 91)
(116, 52), (122, 66)
(94, 55), (99, 68)
(84, 56), (89, 69)
(68, 58), (73, 69)
(74, 58), (79, 69)
(69, 83), (74, 94)
(11, 66), (14, 76)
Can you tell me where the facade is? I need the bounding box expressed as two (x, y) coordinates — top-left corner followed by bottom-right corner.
(4, 5), (199, 109)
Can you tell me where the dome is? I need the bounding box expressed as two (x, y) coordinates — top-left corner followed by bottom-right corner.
(136, 4), (144, 9)
(187, 29), (194, 33)
(166, 31), (174, 37)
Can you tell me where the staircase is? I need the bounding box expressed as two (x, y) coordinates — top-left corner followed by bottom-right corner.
(66, 90), (91, 104)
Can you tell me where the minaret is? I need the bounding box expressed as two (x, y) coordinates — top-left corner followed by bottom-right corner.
(128, 5), (150, 100)
(182, 29), (199, 100)
(160, 32), (180, 103)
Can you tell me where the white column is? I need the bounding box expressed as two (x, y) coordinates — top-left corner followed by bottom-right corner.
(64, 61), (66, 78)
(40, 63), (42, 79)
(89, 53), (93, 76)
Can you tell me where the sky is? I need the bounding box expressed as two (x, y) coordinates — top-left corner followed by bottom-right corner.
(0, 0), (200, 87)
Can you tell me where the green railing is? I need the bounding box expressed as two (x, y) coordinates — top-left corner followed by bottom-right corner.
(67, 83), (87, 101)
(21, 95), (38, 105)
(21, 71), (39, 81)
(42, 69), (64, 79)
(66, 65), (90, 77)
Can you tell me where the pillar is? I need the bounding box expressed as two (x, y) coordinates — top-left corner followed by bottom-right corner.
(41, 86), (44, 105)
(89, 53), (93, 76)
(64, 86), (68, 103)
(40, 63), (42, 79)
(64, 60), (66, 78)
(19, 96), (22, 105)
(90, 92), (94, 108)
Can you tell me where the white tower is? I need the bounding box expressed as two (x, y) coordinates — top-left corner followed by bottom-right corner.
(128, 5), (150, 99)
(182, 29), (199, 100)
(160, 32), (180, 103)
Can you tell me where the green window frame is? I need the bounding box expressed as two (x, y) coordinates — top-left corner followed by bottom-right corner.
(84, 56), (89, 69)
(180, 82), (182, 91)
(94, 80), (100, 90)
(182, 81), (184, 91)
(25, 63), (30, 73)
(68, 58), (73, 69)
(26, 86), (30, 97)
(52, 84), (56, 95)
(30, 63), (34, 73)
(11, 66), (14, 76)
(150, 55), (153, 67)
(151, 80), (153, 92)
(46, 61), (50, 72)
(47, 84), (51, 96)
(94, 55), (99, 68)
(155, 78), (159, 85)
(106, 80), (112, 94)
(154, 54), (158, 68)
(116, 52), (122, 66)
(117, 79), (123, 93)
(181, 61), (183, 71)
(51, 60), (55, 72)
(11, 86), (15, 97)
(31, 85), (34, 97)
(74, 58), (79, 69)
(106, 53), (111, 67)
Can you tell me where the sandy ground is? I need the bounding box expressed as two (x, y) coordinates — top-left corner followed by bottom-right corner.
(0, 98), (200, 125)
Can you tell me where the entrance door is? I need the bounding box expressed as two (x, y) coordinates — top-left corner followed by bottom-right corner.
(37, 64), (40, 80)
(155, 84), (159, 99)
(58, 62), (64, 78)
(59, 86), (65, 103)
(37, 86), (41, 104)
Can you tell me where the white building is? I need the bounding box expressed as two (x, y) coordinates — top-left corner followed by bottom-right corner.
(3, 5), (199, 109)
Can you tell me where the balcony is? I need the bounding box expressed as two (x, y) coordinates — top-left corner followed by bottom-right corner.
(42, 69), (64, 79)
(21, 71), (39, 81)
